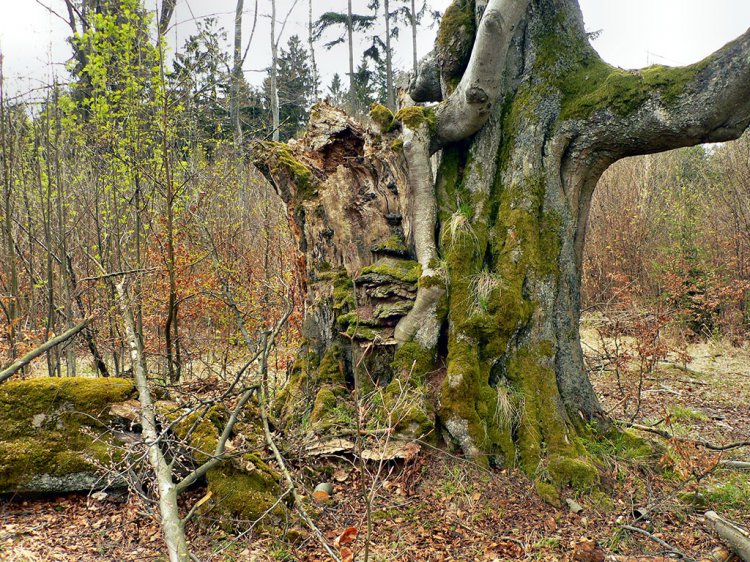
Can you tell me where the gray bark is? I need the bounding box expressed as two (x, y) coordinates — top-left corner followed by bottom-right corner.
(231, 0), (245, 147)
(270, 0), (280, 142)
(115, 279), (189, 562)
(432, 0), (531, 151)
(262, 0), (750, 471)
(347, 0), (355, 111)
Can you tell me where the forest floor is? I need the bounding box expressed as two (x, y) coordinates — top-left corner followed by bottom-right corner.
(2, 324), (749, 562)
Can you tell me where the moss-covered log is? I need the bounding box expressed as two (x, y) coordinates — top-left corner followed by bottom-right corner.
(256, 0), (750, 493)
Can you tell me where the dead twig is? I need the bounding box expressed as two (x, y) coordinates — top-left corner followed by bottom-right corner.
(620, 524), (690, 560)
(621, 421), (750, 452)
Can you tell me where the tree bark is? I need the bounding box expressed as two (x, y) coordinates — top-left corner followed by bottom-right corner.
(270, 0), (280, 142)
(258, 0), (750, 483)
(115, 279), (189, 562)
(384, 0), (395, 110)
(231, 0), (245, 148)
(347, 0), (355, 111)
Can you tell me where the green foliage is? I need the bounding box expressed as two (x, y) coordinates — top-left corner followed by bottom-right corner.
(701, 475), (750, 512)
(668, 404), (708, 422)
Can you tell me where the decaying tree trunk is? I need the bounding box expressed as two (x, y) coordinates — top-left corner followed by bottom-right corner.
(255, 0), (750, 487)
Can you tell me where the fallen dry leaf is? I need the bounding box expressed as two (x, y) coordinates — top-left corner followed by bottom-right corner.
(333, 526), (358, 548)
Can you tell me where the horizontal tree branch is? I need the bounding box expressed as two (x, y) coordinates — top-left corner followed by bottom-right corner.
(585, 27), (750, 160)
(0, 318), (90, 384)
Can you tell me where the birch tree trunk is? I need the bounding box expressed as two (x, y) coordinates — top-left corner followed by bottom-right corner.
(384, 0), (395, 110)
(270, 0), (280, 142)
(347, 0), (355, 111)
(257, 0), (750, 485)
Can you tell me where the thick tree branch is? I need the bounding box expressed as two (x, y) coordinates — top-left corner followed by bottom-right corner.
(395, 122), (444, 345)
(432, 0), (530, 151)
(587, 28), (750, 159)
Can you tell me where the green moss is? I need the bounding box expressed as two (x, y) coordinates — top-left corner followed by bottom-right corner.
(360, 257), (422, 284)
(345, 325), (381, 341)
(390, 138), (404, 152)
(332, 277), (356, 312)
(558, 60), (705, 121)
(371, 234), (408, 257)
(418, 273), (446, 289)
(310, 387), (338, 423)
(531, 8), (707, 122)
(392, 342), (436, 381)
(0, 377), (135, 491)
(310, 387), (355, 430)
(169, 407), (226, 465)
(382, 381), (434, 438)
(369, 103), (395, 133)
(205, 454), (285, 527)
(336, 312), (379, 328)
(547, 455), (599, 491)
(394, 106), (437, 133)
(505, 344), (581, 474)
(0, 377), (135, 438)
(318, 345), (346, 385)
(373, 301), (413, 320)
(259, 141), (316, 200)
(535, 480), (562, 508)
(435, 0), (476, 89)
(439, 336), (514, 467)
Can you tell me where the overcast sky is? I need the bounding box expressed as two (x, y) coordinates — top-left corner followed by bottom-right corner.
(1, 0), (749, 101)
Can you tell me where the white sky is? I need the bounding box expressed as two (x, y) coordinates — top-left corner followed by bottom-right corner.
(0, 0), (749, 101)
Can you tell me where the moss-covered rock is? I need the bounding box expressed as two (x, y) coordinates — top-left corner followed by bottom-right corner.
(167, 405), (228, 465)
(204, 453), (285, 529)
(0, 377), (135, 494)
(547, 455), (599, 491)
(535, 480), (562, 508)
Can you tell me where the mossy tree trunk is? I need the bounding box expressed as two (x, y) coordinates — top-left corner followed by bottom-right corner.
(255, 0), (750, 482)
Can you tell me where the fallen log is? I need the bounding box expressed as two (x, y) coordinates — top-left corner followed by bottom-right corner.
(705, 510), (750, 562)
(0, 318), (90, 384)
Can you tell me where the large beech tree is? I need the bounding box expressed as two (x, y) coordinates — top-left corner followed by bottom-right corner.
(256, 0), (750, 484)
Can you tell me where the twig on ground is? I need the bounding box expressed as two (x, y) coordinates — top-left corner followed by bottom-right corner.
(620, 524), (690, 560)
(621, 421), (750, 452)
